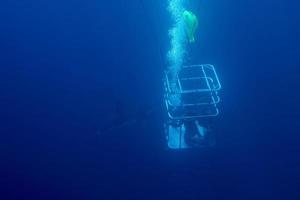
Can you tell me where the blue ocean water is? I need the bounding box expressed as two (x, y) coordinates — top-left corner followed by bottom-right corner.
(0, 0), (299, 199)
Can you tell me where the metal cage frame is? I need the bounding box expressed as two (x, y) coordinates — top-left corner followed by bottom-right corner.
(163, 64), (222, 149)
(164, 64), (221, 120)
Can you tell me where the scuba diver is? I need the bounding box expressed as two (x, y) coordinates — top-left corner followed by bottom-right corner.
(184, 117), (213, 147)
(183, 10), (198, 43)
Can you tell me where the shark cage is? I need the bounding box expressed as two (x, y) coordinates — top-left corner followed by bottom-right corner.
(163, 64), (221, 149)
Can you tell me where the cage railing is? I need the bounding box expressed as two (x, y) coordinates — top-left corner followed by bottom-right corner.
(164, 64), (221, 120)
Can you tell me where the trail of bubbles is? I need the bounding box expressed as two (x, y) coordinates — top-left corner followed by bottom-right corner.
(167, 0), (187, 105)
(167, 0), (187, 80)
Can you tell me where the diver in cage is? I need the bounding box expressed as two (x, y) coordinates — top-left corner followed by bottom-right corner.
(184, 119), (201, 146)
(184, 117), (214, 146)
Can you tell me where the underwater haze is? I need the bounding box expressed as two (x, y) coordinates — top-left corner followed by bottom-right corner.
(0, 0), (300, 199)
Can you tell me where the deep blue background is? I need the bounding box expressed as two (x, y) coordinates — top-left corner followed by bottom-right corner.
(0, 0), (299, 199)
